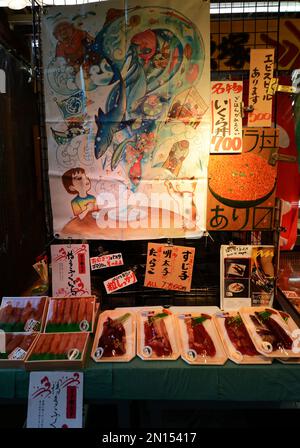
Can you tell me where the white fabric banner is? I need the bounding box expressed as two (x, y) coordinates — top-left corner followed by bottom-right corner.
(42, 0), (210, 239)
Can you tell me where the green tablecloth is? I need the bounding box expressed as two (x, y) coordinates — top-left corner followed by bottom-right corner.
(1, 358), (300, 402)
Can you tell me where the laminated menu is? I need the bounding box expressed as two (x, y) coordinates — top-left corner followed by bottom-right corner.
(44, 297), (96, 333)
(137, 309), (180, 361)
(0, 333), (38, 367)
(214, 311), (271, 364)
(239, 307), (300, 358)
(176, 312), (227, 365)
(91, 310), (136, 362)
(25, 332), (89, 370)
(0, 297), (48, 332)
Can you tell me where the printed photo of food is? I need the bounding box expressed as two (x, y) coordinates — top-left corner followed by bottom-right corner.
(225, 258), (250, 278)
(225, 279), (250, 298)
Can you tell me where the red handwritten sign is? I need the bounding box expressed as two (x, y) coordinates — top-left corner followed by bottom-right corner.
(90, 253), (124, 271)
(104, 270), (137, 294)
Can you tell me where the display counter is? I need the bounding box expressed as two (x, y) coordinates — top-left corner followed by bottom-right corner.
(1, 357), (300, 402)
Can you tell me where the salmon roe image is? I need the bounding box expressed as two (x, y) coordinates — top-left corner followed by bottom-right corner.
(209, 153), (276, 201)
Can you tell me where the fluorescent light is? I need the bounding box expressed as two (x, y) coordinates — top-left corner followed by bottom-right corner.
(8, 0), (30, 9)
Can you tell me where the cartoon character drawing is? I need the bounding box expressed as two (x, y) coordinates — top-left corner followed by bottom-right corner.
(62, 167), (97, 220)
(53, 20), (100, 74)
(162, 140), (190, 177)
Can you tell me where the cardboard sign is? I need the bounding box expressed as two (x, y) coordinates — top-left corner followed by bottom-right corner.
(211, 81), (243, 153)
(144, 243), (195, 292)
(207, 127), (278, 231)
(27, 372), (83, 428)
(221, 245), (275, 310)
(51, 244), (91, 297)
(104, 270), (137, 294)
(90, 253), (124, 271)
(248, 49), (275, 127)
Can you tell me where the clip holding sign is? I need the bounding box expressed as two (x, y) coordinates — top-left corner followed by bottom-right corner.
(268, 78), (298, 95)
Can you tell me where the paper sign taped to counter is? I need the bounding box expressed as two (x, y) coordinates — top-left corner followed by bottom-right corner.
(248, 49), (275, 127)
(144, 243), (195, 292)
(51, 244), (91, 297)
(27, 372), (83, 428)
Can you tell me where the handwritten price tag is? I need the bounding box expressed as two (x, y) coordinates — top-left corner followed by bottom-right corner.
(90, 253), (124, 271)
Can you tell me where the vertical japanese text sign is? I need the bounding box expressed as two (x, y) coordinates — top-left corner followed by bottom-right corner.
(211, 81), (243, 153)
(144, 243), (195, 292)
(51, 244), (91, 297)
(248, 49), (275, 127)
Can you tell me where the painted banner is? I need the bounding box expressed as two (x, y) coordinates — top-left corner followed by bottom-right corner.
(104, 269), (137, 294)
(211, 18), (300, 72)
(27, 372), (83, 428)
(144, 242), (195, 292)
(221, 245), (275, 310)
(207, 127), (279, 231)
(211, 81), (243, 153)
(247, 49), (274, 127)
(51, 244), (91, 297)
(42, 0), (210, 240)
(90, 252), (123, 271)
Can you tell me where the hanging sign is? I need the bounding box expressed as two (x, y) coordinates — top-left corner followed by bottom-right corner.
(104, 270), (137, 294)
(27, 372), (83, 428)
(90, 253), (124, 271)
(51, 244), (91, 297)
(207, 127), (278, 231)
(144, 242), (195, 292)
(248, 49), (275, 127)
(211, 81), (243, 153)
(221, 245), (275, 310)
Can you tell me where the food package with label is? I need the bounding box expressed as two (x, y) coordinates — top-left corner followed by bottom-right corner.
(25, 332), (89, 370)
(137, 308), (180, 360)
(0, 297), (48, 332)
(176, 312), (227, 365)
(91, 310), (136, 362)
(0, 333), (38, 367)
(239, 307), (300, 358)
(44, 296), (96, 333)
(214, 311), (271, 364)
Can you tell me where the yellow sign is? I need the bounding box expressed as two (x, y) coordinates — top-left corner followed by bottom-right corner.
(248, 49), (275, 127)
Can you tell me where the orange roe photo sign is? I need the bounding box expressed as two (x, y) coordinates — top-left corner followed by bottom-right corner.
(144, 243), (195, 292)
(207, 127), (279, 231)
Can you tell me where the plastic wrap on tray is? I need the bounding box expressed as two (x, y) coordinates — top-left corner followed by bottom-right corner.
(239, 307), (300, 358)
(176, 312), (227, 365)
(214, 311), (271, 364)
(44, 296), (95, 333)
(26, 332), (88, 362)
(0, 333), (37, 363)
(137, 309), (180, 361)
(0, 297), (47, 332)
(91, 310), (136, 362)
